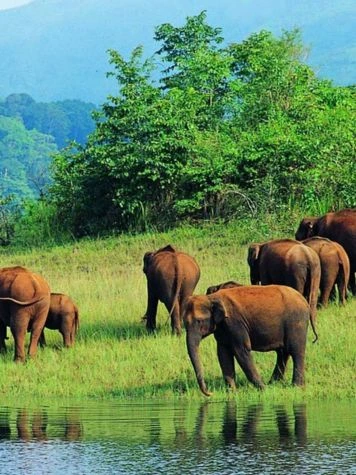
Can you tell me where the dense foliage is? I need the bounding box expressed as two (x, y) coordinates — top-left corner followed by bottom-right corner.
(10, 13), (356, 240)
(0, 94), (96, 242)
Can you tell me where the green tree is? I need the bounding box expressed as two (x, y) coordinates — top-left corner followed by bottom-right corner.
(0, 115), (57, 201)
(48, 14), (355, 237)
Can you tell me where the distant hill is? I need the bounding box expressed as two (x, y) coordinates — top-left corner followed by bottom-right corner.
(0, 0), (355, 104)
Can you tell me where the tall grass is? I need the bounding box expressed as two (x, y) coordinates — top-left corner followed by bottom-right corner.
(0, 217), (354, 401)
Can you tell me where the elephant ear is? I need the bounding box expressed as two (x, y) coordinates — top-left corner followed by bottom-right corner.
(304, 219), (318, 237)
(211, 297), (229, 324)
(143, 252), (154, 274)
(247, 244), (260, 266)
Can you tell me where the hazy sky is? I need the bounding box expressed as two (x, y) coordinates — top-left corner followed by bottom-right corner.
(0, 0), (33, 10)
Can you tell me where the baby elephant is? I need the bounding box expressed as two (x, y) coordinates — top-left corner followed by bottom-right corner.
(39, 293), (79, 348)
(206, 281), (243, 295)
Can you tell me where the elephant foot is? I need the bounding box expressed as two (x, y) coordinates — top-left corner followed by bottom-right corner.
(253, 381), (265, 390)
(14, 356), (26, 364)
(224, 378), (237, 392)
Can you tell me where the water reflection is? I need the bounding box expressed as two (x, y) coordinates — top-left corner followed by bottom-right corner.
(0, 400), (354, 475)
(0, 407), (83, 442)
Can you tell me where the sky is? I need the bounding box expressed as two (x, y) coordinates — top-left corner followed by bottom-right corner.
(0, 0), (32, 10)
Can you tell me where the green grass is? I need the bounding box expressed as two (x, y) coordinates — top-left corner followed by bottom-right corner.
(0, 217), (355, 402)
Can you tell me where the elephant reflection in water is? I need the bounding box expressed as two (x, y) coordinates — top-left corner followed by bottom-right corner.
(63, 411), (83, 441)
(172, 402), (307, 449)
(0, 408), (83, 441)
(222, 401), (307, 447)
(0, 410), (11, 439)
(17, 409), (48, 441)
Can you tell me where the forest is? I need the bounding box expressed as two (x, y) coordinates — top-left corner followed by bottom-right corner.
(1, 12), (355, 246)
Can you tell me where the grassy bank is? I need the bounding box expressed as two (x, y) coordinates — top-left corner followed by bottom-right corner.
(0, 217), (354, 401)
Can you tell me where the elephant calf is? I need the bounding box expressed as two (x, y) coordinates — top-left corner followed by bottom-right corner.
(39, 293), (79, 348)
(184, 285), (313, 396)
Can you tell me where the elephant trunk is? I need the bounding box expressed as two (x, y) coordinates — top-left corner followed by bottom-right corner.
(186, 330), (212, 396)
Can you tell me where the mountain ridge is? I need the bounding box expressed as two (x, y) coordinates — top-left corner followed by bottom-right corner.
(1, 0), (355, 103)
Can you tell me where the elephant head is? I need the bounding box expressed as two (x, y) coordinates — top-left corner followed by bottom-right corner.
(295, 218), (319, 240)
(206, 281), (242, 295)
(247, 243), (262, 284)
(143, 244), (176, 274)
(184, 294), (231, 396)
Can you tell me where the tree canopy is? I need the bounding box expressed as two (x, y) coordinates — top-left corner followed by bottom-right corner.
(30, 12), (356, 236)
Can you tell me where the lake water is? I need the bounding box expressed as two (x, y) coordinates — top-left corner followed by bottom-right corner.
(0, 400), (355, 474)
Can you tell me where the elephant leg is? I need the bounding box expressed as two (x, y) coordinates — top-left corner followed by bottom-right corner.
(0, 320), (7, 353)
(61, 329), (72, 348)
(348, 271), (356, 296)
(10, 318), (27, 363)
(217, 342), (236, 390)
(270, 348), (290, 383)
(144, 291), (158, 333)
(233, 345), (265, 390)
(336, 273), (347, 305)
(170, 303), (182, 336)
(329, 285), (337, 302)
(38, 331), (46, 348)
(290, 351), (305, 386)
(319, 274), (334, 307)
(28, 307), (48, 358)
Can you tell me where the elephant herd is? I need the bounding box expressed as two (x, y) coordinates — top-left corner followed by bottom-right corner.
(0, 208), (354, 397)
(0, 266), (79, 362)
(143, 208), (356, 395)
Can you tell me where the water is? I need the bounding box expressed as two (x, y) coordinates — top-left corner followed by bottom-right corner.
(0, 400), (355, 474)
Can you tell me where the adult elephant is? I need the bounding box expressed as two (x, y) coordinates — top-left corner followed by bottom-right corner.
(143, 244), (200, 335)
(302, 237), (350, 306)
(183, 285), (313, 396)
(0, 266), (50, 362)
(247, 239), (320, 337)
(295, 209), (356, 295)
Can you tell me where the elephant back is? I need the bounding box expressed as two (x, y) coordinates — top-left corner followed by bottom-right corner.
(0, 267), (50, 302)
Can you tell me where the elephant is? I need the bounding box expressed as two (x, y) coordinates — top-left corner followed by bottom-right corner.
(143, 244), (200, 335)
(183, 285), (313, 396)
(206, 281), (242, 295)
(38, 293), (79, 348)
(295, 208), (356, 295)
(247, 239), (320, 338)
(0, 266), (50, 362)
(302, 237), (350, 306)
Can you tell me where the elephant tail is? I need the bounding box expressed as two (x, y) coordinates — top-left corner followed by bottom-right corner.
(306, 264), (319, 343)
(309, 310), (318, 343)
(73, 306), (80, 338)
(0, 295), (45, 306)
(169, 253), (183, 319)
